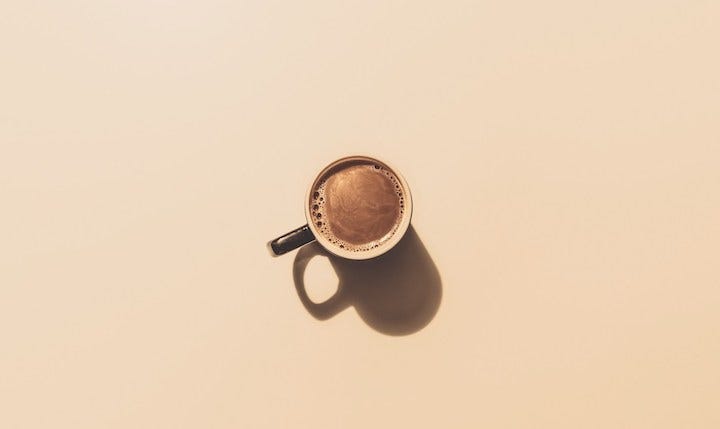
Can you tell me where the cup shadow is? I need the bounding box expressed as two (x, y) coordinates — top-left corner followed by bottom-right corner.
(293, 226), (442, 336)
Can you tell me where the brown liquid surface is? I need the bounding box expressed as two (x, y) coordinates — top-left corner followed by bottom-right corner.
(310, 160), (405, 251)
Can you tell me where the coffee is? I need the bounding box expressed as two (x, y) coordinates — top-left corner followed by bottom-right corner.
(309, 158), (406, 252)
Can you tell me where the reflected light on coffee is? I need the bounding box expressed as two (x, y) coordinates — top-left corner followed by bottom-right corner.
(310, 160), (406, 252)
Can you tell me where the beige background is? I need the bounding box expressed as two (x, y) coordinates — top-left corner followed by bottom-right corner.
(2, 1), (719, 428)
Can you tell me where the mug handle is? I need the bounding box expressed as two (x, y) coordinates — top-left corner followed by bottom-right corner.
(268, 224), (316, 256)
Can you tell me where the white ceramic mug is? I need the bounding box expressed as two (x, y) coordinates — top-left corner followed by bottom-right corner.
(268, 155), (413, 260)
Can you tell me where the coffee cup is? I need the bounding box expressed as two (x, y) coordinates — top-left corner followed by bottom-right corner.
(268, 155), (413, 260)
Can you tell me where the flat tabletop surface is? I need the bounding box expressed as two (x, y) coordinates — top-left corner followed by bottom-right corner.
(2, 1), (719, 428)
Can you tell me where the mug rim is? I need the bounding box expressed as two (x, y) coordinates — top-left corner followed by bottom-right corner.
(304, 155), (413, 260)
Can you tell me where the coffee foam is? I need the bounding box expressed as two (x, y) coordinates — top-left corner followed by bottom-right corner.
(310, 160), (406, 252)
